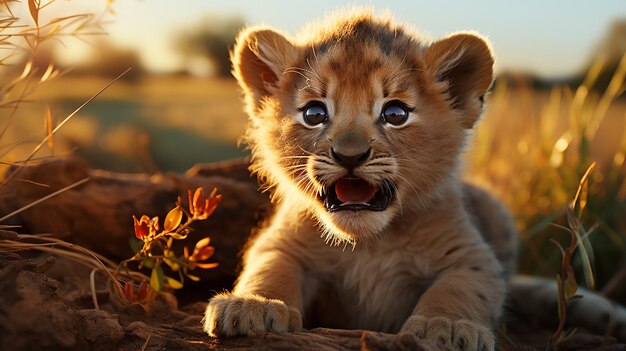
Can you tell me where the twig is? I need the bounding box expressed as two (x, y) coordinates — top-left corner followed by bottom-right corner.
(140, 335), (151, 351)
(89, 268), (99, 309)
(13, 178), (50, 187)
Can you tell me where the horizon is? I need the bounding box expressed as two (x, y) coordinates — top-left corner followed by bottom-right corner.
(79, 0), (626, 78)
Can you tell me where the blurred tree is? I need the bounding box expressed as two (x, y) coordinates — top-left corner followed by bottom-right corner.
(495, 19), (626, 92)
(596, 20), (626, 66)
(175, 16), (246, 77)
(67, 40), (145, 80)
(7, 40), (146, 81)
(571, 19), (626, 94)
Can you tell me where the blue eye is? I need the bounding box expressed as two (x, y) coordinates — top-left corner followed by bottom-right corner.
(301, 101), (328, 126)
(381, 101), (410, 126)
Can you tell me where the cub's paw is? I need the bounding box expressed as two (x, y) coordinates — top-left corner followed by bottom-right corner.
(401, 315), (494, 351)
(203, 293), (302, 337)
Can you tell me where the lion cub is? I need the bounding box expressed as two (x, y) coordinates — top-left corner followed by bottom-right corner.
(203, 11), (516, 351)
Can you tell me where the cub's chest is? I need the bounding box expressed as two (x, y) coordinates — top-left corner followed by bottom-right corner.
(309, 245), (435, 332)
(350, 247), (433, 290)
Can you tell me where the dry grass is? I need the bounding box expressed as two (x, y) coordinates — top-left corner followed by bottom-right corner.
(0, 0), (115, 180)
(0, 0), (149, 310)
(0, 230), (149, 309)
(467, 56), (626, 300)
(2, 76), (247, 172)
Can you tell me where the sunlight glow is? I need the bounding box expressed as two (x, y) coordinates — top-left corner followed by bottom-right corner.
(555, 137), (570, 152)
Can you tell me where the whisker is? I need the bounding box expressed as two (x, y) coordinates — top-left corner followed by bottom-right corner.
(283, 163), (308, 170)
(281, 155), (311, 159)
(297, 147), (319, 157)
(306, 58), (325, 85)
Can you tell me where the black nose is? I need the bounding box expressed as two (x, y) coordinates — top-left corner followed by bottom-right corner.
(331, 148), (371, 168)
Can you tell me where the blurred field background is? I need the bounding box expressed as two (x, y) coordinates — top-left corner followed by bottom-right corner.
(1, 0), (626, 303)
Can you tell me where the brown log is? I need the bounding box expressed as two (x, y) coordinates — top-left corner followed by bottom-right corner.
(0, 157), (270, 290)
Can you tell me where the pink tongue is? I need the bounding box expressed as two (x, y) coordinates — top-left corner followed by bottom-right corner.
(335, 178), (377, 203)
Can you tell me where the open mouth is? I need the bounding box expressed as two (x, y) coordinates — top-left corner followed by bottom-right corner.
(319, 177), (396, 212)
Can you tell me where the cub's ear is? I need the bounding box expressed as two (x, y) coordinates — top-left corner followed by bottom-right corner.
(232, 27), (300, 110)
(423, 33), (494, 128)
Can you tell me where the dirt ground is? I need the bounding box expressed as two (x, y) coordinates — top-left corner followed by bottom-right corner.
(3, 250), (625, 351)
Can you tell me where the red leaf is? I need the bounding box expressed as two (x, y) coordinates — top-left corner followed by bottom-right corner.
(195, 262), (219, 269)
(137, 280), (148, 300)
(149, 216), (160, 234)
(194, 237), (210, 250)
(163, 206), (183, 232)
(191, 246), (215, 261)
(133, 215), (149, 240)
(187, 189), (194, 214)
(193, 188), (205, 215)
(205, 194), (222, 217)
(124, 281), (135, 301)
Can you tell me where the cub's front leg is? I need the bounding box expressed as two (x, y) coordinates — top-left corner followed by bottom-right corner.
(204, 292), (302, 337)
(203, 238), (304, 337)
(401, 240), (506, 351)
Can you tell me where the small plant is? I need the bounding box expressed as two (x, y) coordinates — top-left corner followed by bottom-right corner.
(0, 186), (222, 311)
(121, 187), (221, 293)
(547, 163), (597, 349)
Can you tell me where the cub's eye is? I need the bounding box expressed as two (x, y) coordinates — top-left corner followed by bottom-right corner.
(300, 101), (328, 126)
(380, 101), (411, 126)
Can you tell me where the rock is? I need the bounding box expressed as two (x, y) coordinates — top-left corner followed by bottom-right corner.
(75, 309), (125, 350)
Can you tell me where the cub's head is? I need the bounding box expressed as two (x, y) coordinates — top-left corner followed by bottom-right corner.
(233, 13), (494, 245)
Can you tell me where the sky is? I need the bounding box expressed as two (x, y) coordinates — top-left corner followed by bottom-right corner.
(56, 0), (626, 77)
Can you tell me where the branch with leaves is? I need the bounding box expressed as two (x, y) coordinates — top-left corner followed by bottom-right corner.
(121, 187), (221, 293)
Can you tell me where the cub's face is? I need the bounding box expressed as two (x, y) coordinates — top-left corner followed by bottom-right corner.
(233, 15), (493, 244)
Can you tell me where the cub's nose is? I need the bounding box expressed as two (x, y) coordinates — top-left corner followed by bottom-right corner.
(331, 147), (371, 169)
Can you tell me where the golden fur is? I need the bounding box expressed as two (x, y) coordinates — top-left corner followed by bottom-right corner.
(203, 11), (518, 351)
